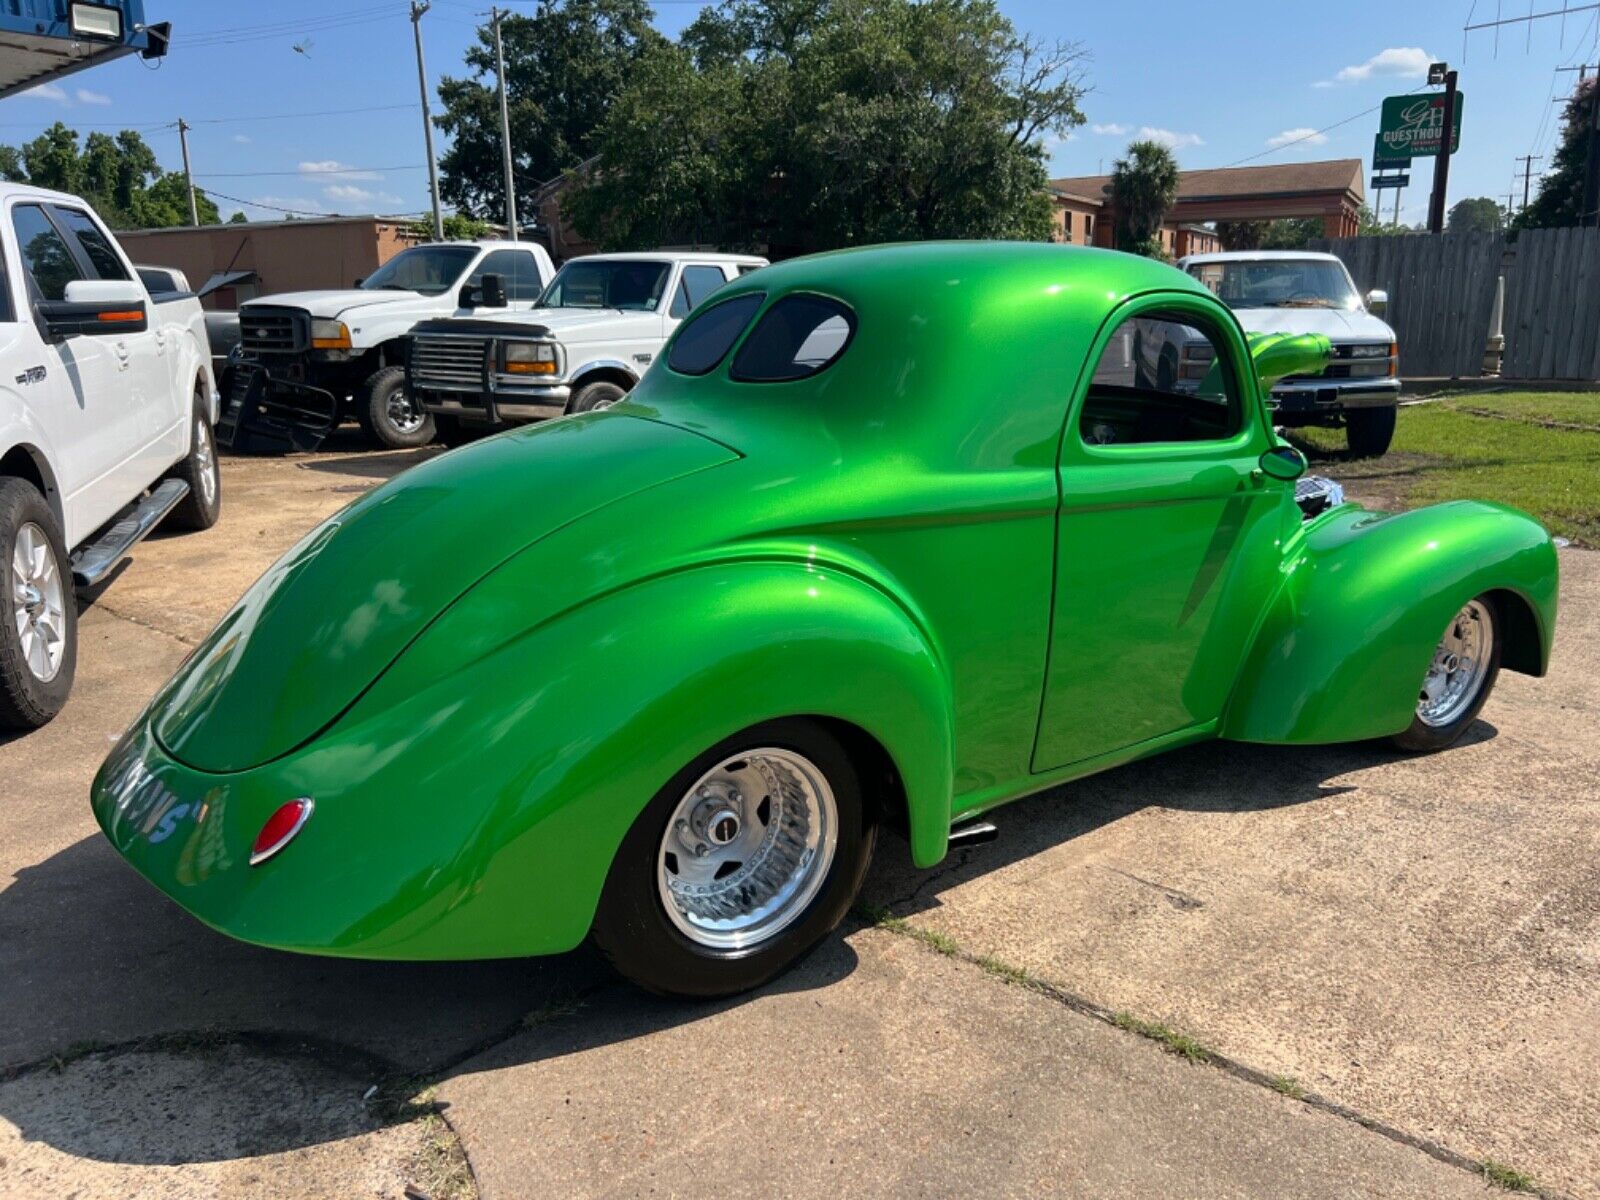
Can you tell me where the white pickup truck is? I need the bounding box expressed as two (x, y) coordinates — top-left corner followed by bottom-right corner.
(404, 252), (766, 438)
(225, 239), (555, 452)
(0, 184), (219, 730)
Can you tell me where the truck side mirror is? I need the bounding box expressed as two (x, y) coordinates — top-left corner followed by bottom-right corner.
(37, 279), (148, 342)
(479, 273), (507, 308)
(1365, 289), (1388, 316)
(353, 277), (364, 287)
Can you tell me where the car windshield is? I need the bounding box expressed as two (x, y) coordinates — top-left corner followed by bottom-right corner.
(1188, 259), (1362, 311)
(359, 246), (479, 295)
(537, 260), (672, 311)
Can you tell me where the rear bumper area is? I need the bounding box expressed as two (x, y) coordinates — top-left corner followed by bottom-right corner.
(219, 364), (339, 454)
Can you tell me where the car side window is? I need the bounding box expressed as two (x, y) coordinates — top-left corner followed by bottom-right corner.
(669, 264), (732, 319)
(51, 206), (130, 282)
(11, 203), (86, 302)
(1080, 311), (1241, 447)
(667, 292), (764, 376)
(469, 249), (544, 301)
(729, 294), (855, 383)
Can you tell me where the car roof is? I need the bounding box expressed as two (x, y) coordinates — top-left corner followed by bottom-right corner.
(568, 251), (769, 265)
(1180, 250), (1343, 265)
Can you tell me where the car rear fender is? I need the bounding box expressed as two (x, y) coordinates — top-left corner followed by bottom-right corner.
(325, 558), (955, 956)
(1221, 501), (1558, 745)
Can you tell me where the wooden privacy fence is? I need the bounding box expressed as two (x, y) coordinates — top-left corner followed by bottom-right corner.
(1313, 226), (1600, 382)
(1310, 232), (1504, 379)
(1500, 226), (1600, 381)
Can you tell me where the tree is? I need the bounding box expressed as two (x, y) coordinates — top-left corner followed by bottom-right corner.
(435, 0), (664, 222)
(228, 211), (249, 224)
(1517, 76), (1596, 230)
(1108, 138), (1178, 255)
(566, 0), (1088, 256)
(0, 122), (218, 228)
(1447, 196), (1503, 234)
(406, 212), (494, 240)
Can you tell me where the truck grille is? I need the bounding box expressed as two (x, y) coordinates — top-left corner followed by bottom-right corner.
(239, 308), (307, 355)
(409, 333), (487, 390)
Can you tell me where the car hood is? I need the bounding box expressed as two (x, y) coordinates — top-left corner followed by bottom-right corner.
(1229, 305), (1394, 343)
(151, 414), (738, 773)
(243, 289), (439, 320)
(426, 306), (663, 343)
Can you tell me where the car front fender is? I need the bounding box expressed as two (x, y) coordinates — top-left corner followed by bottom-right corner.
(1221, 501), (1558, 745)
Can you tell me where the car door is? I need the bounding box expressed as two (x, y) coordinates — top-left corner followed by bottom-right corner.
(50, 203), (175, 478)
(1032, 293), (1289, 772)
(8, 200), (144, 540)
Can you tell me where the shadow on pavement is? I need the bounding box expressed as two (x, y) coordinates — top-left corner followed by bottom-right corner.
(0, 727), (1491, 1166)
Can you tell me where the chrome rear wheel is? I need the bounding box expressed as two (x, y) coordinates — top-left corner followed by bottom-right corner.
(11, 521), (66, 682)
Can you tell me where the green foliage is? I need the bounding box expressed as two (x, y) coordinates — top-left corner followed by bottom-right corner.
(1517, 76), (1595, 230)
(1109, 139), (1178, 254)
(1447, 196), (1503, 234)
(228, 211), (249, 224)
(565, 0), (1087, 255)
(406, 212), (496, 241)
(0, 122), (219, 228)
(435, 0), (665, 222)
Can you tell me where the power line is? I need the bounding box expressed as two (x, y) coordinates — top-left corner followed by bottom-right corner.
(202, 186), (431, 220)
(1223, 84), (1429, 168)
(193, 164), (427, 179)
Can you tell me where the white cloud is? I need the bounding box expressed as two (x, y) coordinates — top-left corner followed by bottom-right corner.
(233, 134), (251, 144)
(1091, 122), (1129, 136)
(1138, 126), (1205, 150)
(248, 195), (331, 215)
(323, 183), (404, 206)
(1322, 47), (1432, 86)
(1266, 127), (1330, 149)
(297, 160), (382, 181)
(20, 83), (67, 102)
(74, 87), (111, 105)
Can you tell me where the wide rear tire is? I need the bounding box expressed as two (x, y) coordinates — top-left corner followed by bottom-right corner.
(592, 718), (876, 998)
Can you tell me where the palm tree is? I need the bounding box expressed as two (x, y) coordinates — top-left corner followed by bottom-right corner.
(1110, 139), (1179, 255)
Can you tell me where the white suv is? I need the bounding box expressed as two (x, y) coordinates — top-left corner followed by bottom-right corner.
(405, 251), (767, 437)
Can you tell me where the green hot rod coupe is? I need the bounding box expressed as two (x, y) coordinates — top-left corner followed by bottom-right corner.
(93, 243), (1559, 996)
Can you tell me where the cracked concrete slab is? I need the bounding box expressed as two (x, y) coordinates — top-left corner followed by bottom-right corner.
(436, 929), (1492, 1199)
(864, 547), (1600, 1197)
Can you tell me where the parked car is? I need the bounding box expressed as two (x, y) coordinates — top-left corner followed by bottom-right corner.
(406, 251), (767, 441)
(223, 239), (555, 452)
(1173, 251), (1399, 457)
(92, 243), (1557, 998)
(1, 186), (220, 729)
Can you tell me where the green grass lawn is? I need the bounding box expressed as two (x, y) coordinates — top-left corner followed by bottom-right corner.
(1292, 392), (1600, 548)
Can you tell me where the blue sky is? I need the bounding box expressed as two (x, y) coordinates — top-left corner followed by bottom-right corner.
(2, 0), (1590, 226)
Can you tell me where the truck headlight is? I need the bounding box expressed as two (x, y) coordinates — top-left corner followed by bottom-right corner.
(503, 341), (558, 376)
(310, 319), (351, 350)
(1348, 344), (1389, 358)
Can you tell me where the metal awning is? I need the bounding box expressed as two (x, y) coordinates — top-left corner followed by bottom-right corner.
(0, 3), (168, 99)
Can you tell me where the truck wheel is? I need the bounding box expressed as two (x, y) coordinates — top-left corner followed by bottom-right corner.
(357, 366), (435, 449)
(1345, 406), (1397, 458)
(569, 380), (628, 413)
(0, 478), (76, 730)
(163, 399), (222, 532)
(592, 718), (876, 998)
(1392, 595), (1501, 752)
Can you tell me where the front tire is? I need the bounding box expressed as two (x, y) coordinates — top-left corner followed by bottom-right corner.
(1345, 406), (1397, 458)
(163, 398), (222, 531)
(568, 379), (628, 414)
(0, 479), (76, 730)
(592, 718), (876, 998)
(357, 366), (435, 449)
(1392, 595), (1501, 752)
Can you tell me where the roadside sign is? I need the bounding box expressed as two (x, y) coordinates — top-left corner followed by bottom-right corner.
(1375, 93), (1464, 161)
(1371, 173), (1410, 189)
(1372, 135), (1411, 169)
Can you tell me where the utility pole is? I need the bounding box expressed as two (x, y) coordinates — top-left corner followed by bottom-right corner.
(410, 0), (444, 240)
(491, 7), (518, 240)
(1514, 153), (1542, 212)
(1426, 62), (1458, 234)
(176, 118), (198, 226)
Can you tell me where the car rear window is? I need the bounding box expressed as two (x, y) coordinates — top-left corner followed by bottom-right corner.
(730, 294), (855, 383)
(667, 292), (764, 376)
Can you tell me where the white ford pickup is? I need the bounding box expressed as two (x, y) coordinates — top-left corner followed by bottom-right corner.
(404, 252), (766, 438)
(225, 239), (555, 452)
(0, 184), (219, 729)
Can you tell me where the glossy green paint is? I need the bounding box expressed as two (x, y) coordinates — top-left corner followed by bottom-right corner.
(91, 242), (1559, 962)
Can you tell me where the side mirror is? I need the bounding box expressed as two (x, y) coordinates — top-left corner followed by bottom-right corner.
(1259, 444), (1308, 482)
(1365, 289), (1388, 316)
(353, 277), (364, 288)
(479, 273), (507, 308)
(38, 279), (148, 341)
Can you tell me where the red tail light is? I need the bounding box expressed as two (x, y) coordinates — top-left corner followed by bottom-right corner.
(250, 798), (314, 867)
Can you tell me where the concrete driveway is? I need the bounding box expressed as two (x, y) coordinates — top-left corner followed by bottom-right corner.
(1, 439), (1593, 1198)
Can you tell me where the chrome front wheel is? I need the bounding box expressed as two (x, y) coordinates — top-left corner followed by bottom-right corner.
(1393, 595), (1502, 752)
